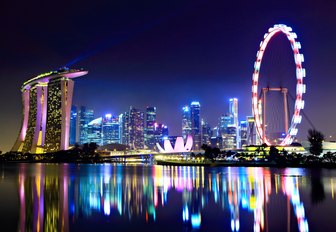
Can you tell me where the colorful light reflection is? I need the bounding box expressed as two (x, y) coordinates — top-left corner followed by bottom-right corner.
(15, 164), (335, 231)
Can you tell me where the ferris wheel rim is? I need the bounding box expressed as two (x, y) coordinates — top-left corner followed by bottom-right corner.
(252, 24), (306, 146)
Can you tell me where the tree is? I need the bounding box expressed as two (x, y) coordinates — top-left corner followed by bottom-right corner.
(82, 142), (98, 157)
(201, 144), (214, 161)
(213, 148), (221, 158)
(269, 145), (279, 161)
(307, 129), (324, 156)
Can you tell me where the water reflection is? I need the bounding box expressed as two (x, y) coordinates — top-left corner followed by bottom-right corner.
(13, 164), (336, 231)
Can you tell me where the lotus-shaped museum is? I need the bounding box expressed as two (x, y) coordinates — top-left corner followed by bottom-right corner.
(156, 135), (193, 153)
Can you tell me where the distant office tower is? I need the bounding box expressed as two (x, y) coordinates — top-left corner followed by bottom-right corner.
(219, 114), (237, 149)
(69, 105), (78, 145)
(102, 114), (120, 145)
(182, 102), (201, 150)
(129, 107), (145, 149)
(190, 101), (201, 150)
(12, 68), (87, 153)
(145, 106), (156, 149)
(223, 126), (237, 149)
(212, 126), (220, 138)
(210, 136), (223, 149)
(229, 98), (240, 148)
(219, 113), (232, 136)
(229, 98), (238, 127)
(87, 117), (103, 145)
(240, 120), (248, 147)
(120, 112), (129, 146)
(154, 123), (169, 145)
(246, 116), (258, 145)
(79, 106), (94, 144)
(201, 119), (212, 146)
(182, 106), (192, 139)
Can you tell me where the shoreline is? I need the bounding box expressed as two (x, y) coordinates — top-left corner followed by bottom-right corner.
(154, 159), (336, 168)
(3, 159), (336, 169)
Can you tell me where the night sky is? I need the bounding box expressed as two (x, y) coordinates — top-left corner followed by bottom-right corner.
(1, 0), (336, 152)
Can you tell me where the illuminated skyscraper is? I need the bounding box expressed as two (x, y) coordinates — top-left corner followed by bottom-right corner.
(79, 106), (94, 144)
(219, 113), (232, 135)
(190, 101), (201, 150)
(246, 116), (258, 145)
(154, 123), (169, 145)
(83, 114), (121, 146)
(120, 112), (129, 146)
(145, 106), (156, 149)
(128, 106), (145, 150)
(201, 119), (212, 146)
(240, 120), (248, 147)
(102, 114), (120, 145)
(12, 68), (87, 153)
(69, 105), (78, 145)
(129, 107), (144, 149)
(229, 98), (240, 148)
(223, 126), (237, 149)
(87, 117), (103, 145)
(182, 102), (201, 150)
(182, 106), (192, 139)
(229, 98), (238, 128)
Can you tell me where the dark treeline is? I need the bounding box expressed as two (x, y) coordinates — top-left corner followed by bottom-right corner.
(0, 142), (100, 163)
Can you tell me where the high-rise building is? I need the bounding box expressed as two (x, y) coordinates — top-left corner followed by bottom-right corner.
(212, 126), (220, 138)
(240, 120), (248, 147)
(78, 106), (94, 144)
(210, 136), (223, 149)
(129, 106), (145, 150)
(12, 68), (87, 153)
(102, 114), (120, 145)
(182, 102), (201, 150)
(229, 98), (238, 128)
(69, 105), (79, 145)
(87, 117), (103, 145)
(190, 101), (201, 150)
(229, 98), (240, 148)
(223, 126), (237, 149)
(219, 113), (232, 136)
(246, 116), (258, 145)
(120, 112), (129, 146)
(154, 123), (169, 146)
(69, 105), (78, 146)
(201, 119), (212, 146)
(145, 106), (156, 149)
(182, 106), (192, 139)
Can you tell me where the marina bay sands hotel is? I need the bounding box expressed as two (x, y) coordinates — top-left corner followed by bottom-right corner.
(12, 68), (88, 153)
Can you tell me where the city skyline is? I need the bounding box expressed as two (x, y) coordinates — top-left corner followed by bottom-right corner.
(1, 1), (336, 152)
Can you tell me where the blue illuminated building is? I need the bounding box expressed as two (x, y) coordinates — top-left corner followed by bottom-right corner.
(69, 105), (77, 145)
(182, 102), (201, 150)
(240, 120), (248, 147)
(182, 106), (192, 139)
(190, 101), (201, 150)
(154, 123), (169, 145)
(79, 106), (94, 144)
(145, 106), (156, 149)
(102, 114), (121, 145)
(87, 117), (103, 145)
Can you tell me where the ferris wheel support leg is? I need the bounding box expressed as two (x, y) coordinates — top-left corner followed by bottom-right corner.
(283, 89), (289, 135)
(262, 88), (267, 144)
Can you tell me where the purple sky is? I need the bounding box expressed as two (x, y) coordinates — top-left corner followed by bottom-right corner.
(1, 0), (336, 151)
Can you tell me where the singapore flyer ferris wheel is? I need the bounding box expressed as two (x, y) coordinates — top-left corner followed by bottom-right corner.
(252, 24), (306, 146)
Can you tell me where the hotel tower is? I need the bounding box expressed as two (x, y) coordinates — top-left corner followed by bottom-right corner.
(12, 68), (88, 153)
